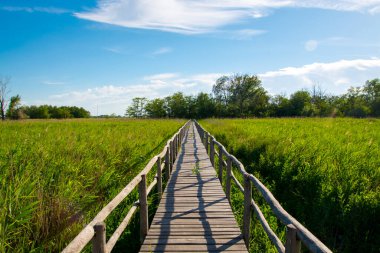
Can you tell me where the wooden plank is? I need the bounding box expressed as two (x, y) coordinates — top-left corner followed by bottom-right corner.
(156, 206), (232, 212)
(140, 123), (248, 253)
(143, 237), (245, 245)
(140, 244), (247, 252)
(149, 226), (242, 231)
(150, 224), (241, 229)
(146, 235), (242, 239)
(152, 219), (239, 225)
(147, 232), (242, 237)
(153, 213), (235, 219)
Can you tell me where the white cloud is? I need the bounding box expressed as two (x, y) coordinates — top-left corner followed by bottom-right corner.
(44, 72), (224, 115)
(42, 81), (66, 86)
(305, 40), (318, 51)
(75, 0), (380, 34)
(229, 29), (266, 40)
(369, 5), (380, 14)
(103, 47), (122, 54)
(34, 58), (380, 115)
(1, 6), (70, 14)
(152, 47), (172, 55)
(259, 57), (380, 94)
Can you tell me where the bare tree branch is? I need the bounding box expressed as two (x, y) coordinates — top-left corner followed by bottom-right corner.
(0, 76), (11, 120)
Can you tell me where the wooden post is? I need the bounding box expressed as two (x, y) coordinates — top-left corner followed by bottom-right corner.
(92, 222), (106, 253)
(157, 157), (162, 198)
(175, 135), (177, 156)
(210, 138), (215, 167)
(218, 145), (223, 182)
(165, 146), (170, 181)
(175, 135), (179, 156)
(205, 132), (209, 153)
(139, 174), (148, 243)
(285, 224), (301, 253)
(226, 156), (232, 202)
(175, 135), (178, 158)
(243, 175), (252, 249)
(172, 140), (175, 166)
(169, 141), (173, 172)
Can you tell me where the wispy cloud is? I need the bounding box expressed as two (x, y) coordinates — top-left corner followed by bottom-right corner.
(1, 6), (70, 14)
(259, 58), (380, 78)
(103, 47), (123, 54)
(44, 72), (225, 115)
(35, 56), (380, 115)
(305, 40), (318, 51)
(75, 0), (380, 34)
(152, 47), (172, 55)
(228, 29), (266, 40)
(369, 5), (380, 14)
(42, 81), (66, 86)
(259, 57), (380, 94)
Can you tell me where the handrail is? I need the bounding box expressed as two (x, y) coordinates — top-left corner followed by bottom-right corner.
(194, 121), (332, 253)
(63, 120), (191, 253)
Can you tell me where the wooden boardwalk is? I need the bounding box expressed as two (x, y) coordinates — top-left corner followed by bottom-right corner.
(140, 123), (248, 253)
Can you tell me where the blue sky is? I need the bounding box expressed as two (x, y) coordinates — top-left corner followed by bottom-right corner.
(1, 0), (380, 115)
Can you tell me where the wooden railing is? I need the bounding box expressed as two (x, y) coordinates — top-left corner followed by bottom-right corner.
(62, 121), (191, 253)
(194, 121), (332, 253)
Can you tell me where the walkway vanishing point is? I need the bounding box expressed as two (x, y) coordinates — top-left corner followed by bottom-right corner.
(63, 121), (332, 253)
(139, 123), (248, 252)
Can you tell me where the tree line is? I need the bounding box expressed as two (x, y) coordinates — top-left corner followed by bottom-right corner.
(126, 75), (380, 118)
(1, 76), (90, 120)
(7, 103), (90, 120)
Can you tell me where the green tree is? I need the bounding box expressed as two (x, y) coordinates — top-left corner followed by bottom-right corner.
(289, 90), (312, 116)
(69, 106), (90, 118)
(6, 95), (21, 119)
(212, 74), (269, 117)
(185, 95), (197, 119)
(341, 87), (370, 117)
(145, 98), (166, 118)
(126, 97), (147, 118)
(166, 92), (188, 118)
(270, 94), (291, 117)
(363, 78), (380, 116)
(309, 85), (333, 116)
(195, 92), (215, 118)
(24, 105), (50, 119)
(54, 107), (72, 119)
(213, 76), (231, 117)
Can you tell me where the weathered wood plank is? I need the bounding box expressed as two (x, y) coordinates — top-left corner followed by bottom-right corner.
(140, 244), (247, 252)
(143, 237), (245, 245)
(140, 122), (248, 253)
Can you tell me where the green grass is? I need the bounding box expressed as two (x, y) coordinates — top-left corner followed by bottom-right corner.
(200, 118), (380, 253)
(0, 119), (185, 252)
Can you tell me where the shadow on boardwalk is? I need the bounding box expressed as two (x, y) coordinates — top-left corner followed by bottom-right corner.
(139, 123), (247, 252)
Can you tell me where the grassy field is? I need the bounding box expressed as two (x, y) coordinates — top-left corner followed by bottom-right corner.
(200, 118), (379, 253)
(0, 119), (185, 252)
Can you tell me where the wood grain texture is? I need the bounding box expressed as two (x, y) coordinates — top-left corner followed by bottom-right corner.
(139, 123), (248, 253)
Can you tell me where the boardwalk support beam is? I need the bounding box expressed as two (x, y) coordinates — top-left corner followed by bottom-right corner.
(139, 174), (148, 243)
(165, 146), (170, 181)
(156, 157), (162, 198)
(92, 222), (106, 253)
(205, 132), (209, 153)
(218, 145), (223, 182)
(243, 175), (252, 248)
(226, 155), (232, 202)
(210, 138), (215, 167)
(286, 224), (301, 253)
